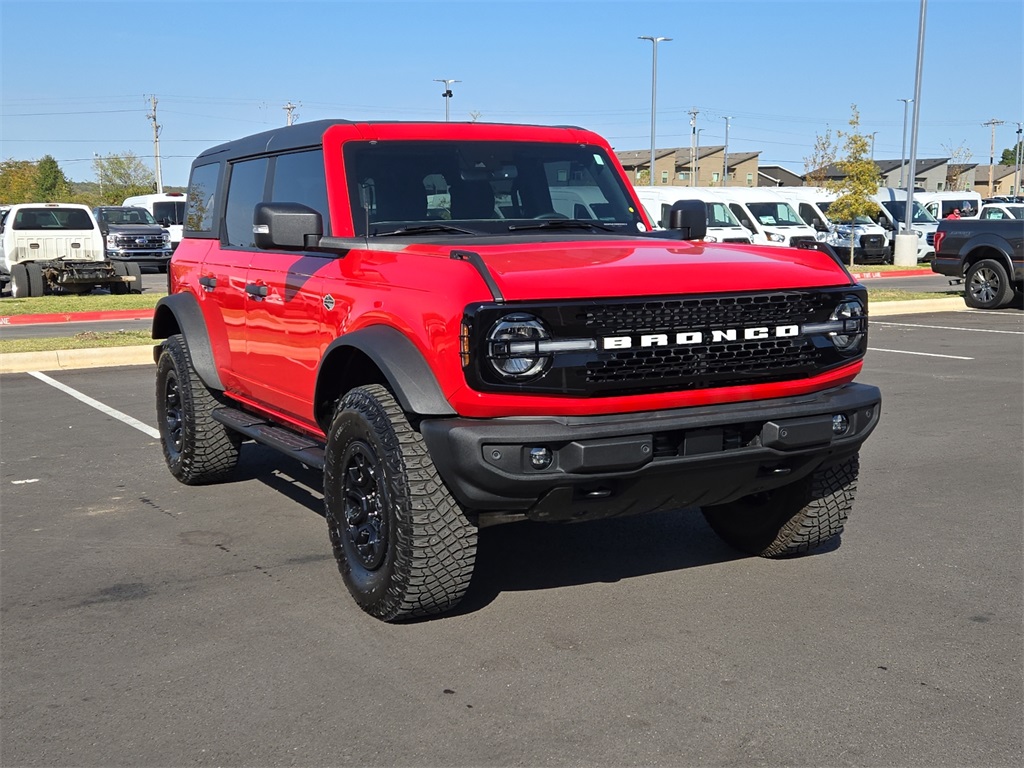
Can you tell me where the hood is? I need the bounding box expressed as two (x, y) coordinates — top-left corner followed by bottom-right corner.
(103, 223), (165, 235)
(412, 238), (855, 302)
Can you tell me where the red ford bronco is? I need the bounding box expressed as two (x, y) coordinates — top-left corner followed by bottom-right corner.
(152, 120), (880, 621)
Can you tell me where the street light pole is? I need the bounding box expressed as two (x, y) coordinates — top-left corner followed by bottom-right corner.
(433, 79), (461, 122)
(898, 98), (913, 193)
(870, 131), (879, 161)
(896, 0), (928, 267)
(722, 116), (732, 187)
(639, 36), (671, 185)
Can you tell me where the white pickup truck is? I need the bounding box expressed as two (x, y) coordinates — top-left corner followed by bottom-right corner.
(0, 203), (138, 297)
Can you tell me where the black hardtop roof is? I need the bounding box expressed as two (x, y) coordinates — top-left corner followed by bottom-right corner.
(193, 119), (585, 163)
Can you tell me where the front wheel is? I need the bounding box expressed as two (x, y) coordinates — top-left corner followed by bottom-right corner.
(702, 454), (859, 557)
(324, 384), (477, 621)
(964, 258), (1014, 309)
(155, 334), (241, 484)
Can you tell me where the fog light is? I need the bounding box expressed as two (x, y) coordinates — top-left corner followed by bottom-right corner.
(529, 447), (553, 470)
(832, 414), (850, 435)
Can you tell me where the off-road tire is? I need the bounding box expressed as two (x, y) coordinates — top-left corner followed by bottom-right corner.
(324, 384), (477, 621)
(964, 258), (1014, 310)
(702, 453), (859, 557)
(110, 262), (130, 295)
(156, 334), (241, 485)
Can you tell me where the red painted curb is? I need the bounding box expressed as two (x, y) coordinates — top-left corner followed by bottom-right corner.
(850, 268), (934, 280)
(0, 309), (155, 326)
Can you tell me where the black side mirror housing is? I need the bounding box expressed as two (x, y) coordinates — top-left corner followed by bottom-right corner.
(667, 199), (708, 241)
(253, 202), (323, 250)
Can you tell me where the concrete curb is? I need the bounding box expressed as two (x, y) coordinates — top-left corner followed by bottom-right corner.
(0, 345), (156, 374)
(0, 298), (967, 374)
(869, 297), (966, 316)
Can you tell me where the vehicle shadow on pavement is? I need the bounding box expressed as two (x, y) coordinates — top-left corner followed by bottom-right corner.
(453, 510), (743, 615)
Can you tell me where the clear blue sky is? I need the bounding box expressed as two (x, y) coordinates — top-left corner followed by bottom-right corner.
(2, 0), (1021, 188)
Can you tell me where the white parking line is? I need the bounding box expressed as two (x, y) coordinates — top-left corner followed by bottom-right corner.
(27, 371), (160, 439)
(868, 347), (974, 360)
(871, 321), (1024, 335)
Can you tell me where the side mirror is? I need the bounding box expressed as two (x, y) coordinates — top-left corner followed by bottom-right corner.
(667, 199), (708, 241)
(813, 219), (829, 232)
(253, 202), (323, 250)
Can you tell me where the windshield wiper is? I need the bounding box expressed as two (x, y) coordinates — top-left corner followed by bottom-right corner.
(507, 219), (624, 233)
(372, 223), (480, 237)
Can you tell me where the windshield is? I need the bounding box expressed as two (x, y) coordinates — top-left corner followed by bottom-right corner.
(99, 207), (158, 225)
(707, 201), (743, 228)
(343, 140), (646, 236)
(817, 202), (875, 226)
(882, 200), (937, 225)
(746, 201), (805, 227)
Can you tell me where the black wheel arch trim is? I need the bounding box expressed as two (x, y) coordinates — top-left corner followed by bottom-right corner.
(151, 293), (224, 392)
(318, 326), (455, 417)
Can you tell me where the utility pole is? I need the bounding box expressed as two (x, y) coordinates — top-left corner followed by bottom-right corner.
(983, 118), (1004, 196)
(283, 102), (299, 126)
(870, 131), (879, 161)
(1015, 122), (1023, 197)
(146, 95), (163, 193)
(434, 79), (460, 122)
(688, 108), (699, 187)
(639, 37), (670, 185)
(722, 116), (732, 187)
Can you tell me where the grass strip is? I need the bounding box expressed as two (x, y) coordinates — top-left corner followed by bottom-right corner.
(0, 330), (155, 354)
(0, 293), (164, 316)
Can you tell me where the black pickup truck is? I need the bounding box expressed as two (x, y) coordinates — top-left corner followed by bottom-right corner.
(931, 218), (1024, 309)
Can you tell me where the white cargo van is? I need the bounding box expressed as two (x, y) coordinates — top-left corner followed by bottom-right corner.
(775, 187), (890, 263)
(871, 188), (939, 261)
(688, 187), (817, 248)
(122, 191), (187, 250)
(915, 191), (982, 220)
(632, 186), (751, 243)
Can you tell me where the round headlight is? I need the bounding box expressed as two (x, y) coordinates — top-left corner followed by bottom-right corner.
(830, 298), (866, 352)
(487, 313), (550, 379)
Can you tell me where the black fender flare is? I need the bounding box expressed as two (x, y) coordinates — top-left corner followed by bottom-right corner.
(959, 234), (1015, 275)
(151, 293), (224, 391)
(317, 326), (455, 417)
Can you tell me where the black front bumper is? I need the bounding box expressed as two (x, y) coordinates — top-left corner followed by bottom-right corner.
(420, 382), (880, 522)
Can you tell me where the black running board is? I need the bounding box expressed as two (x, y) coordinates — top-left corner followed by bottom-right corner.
(212, 406), (326, 470)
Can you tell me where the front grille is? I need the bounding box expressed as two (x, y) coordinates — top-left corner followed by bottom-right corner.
(723, 237), (752, 244)
(464, 287), (866, 397)
(861, 235), (885, 248)
(114, 235), (165, 250)
(789, 235), (815, 247)
(926, 232), (935, 246)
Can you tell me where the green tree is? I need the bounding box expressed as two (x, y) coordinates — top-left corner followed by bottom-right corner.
(804, 125), (837, 188)
(0, 159), (40, 203)
(93, 152), (155, 205)
(34, 154), (72, 201)
(1000, 141), (1022, 166)
(824, 105), (881, 267)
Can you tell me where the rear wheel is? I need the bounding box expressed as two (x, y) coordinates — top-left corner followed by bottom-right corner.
(155, 334), (241, 484)
(702, 454), (859, 557)
(126, 262), (143, 293)
(24, 262), (45, 296)
(110, 262), (130, 295)
(9, 264), (31, 298)
(964, 259), (1014, 309)
(324, 384), (477, 621)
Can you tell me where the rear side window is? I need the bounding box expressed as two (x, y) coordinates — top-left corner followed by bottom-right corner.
(224, 158), (270, 248)
(271, 150), (329, 227)
(185, 163), (221, 235)
(153, 201), (187, 226)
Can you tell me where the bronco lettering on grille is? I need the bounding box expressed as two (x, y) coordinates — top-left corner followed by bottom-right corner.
(602, 325), (800, 350)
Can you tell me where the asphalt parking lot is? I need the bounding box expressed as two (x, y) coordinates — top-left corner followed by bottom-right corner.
(1, 308), (1021, 767)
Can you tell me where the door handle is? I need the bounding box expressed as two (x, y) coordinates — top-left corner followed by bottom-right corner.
(198, 276), (217, 292)
(245, 283), (268, 300)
